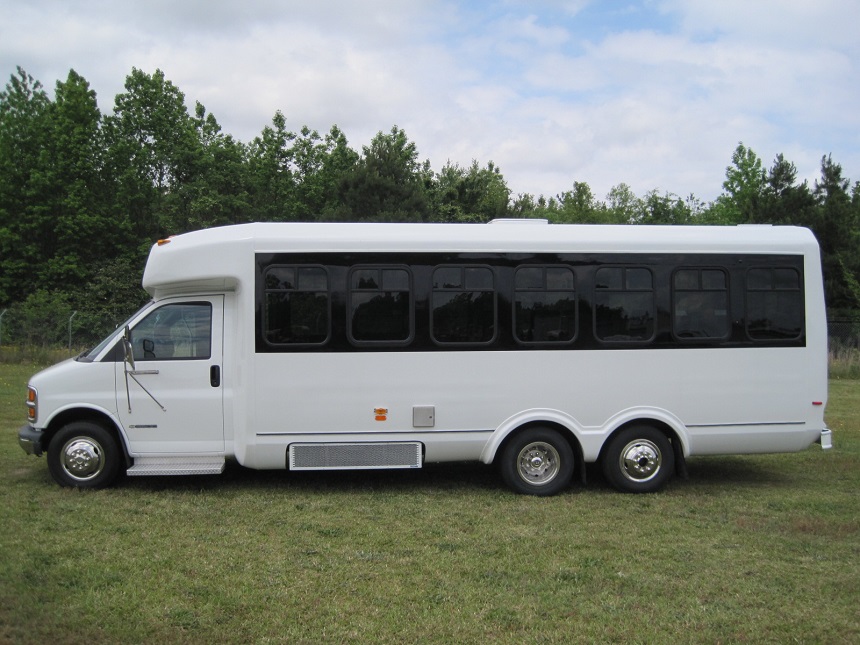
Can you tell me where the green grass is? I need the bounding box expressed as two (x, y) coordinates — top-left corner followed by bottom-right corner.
(1, 362), (858, 644)
(830, 345), (860, 380)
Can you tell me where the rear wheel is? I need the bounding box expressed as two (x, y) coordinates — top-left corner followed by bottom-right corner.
(47, 421), (121, 489)
(602, 425), (674, 493)
(500, 427), (574, 496)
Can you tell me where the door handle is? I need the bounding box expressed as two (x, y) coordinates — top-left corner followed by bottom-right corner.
(210, 365), (221, 388)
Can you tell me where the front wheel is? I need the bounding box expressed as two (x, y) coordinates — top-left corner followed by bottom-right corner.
(47, 421), (121, 489)
(602, 425), (674, 493)
(499, 427), (574, 496)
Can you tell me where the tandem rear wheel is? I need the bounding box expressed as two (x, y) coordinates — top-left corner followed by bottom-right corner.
(499, 427), (575, 496)
(602, 425), (674, 493)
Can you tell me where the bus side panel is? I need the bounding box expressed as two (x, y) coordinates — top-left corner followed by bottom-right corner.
(243, 345), (825, 469)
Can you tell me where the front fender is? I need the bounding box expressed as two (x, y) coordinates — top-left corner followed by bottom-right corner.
(42, 404), (130, 450)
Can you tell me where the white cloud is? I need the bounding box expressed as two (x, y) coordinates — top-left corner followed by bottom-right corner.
(1, 0), (858, 203)
(664, 0), (860, 50)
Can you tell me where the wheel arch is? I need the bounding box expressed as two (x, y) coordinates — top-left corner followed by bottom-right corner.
(598, 414), (689, 479)
(44, 407), (131, 468)
(599, 409), (690, 458)
(481, 410), (584, 468)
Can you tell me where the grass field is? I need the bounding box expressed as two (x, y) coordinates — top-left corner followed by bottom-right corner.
(1, 361), (858, 644)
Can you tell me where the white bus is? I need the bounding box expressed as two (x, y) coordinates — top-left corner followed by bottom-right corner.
(19, 221), (832, 495)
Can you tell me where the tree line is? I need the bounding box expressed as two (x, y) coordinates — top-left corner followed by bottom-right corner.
(1, 66), (859, 346)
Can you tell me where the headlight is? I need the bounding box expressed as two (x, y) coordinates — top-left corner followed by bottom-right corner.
(26, 386), (37, 423)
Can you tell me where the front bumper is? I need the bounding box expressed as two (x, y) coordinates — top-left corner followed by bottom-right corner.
(18, 425), (44, 456)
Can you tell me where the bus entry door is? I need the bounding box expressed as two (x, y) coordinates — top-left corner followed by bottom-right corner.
(115, 296), (224, 454)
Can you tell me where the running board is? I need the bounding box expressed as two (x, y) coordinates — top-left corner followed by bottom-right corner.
(127, 456), (226, 477)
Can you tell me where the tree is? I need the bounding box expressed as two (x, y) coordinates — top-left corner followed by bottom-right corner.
(713, 143), (766, 224)
(605, 183), (642, 224)
(103, 68), (200, 242)
(757, 154), (816, 226)
(291, 125), (359, 220)
(5, 289), (73, 346)
(0, 67), (51, 304)
(509, 193), (539, 219)
(430, 160), (511, 223)
(40, 70), (122, 287)
(247, 110), (298, 221)
(339, 126), (430, 221)
(289, 125), (326, 219)
(637, 190), (694, 225)
(811, 155), (860, 310)
(315, 126), (359, 219)
(548, 181), (599, 223)
(75, 256), (150, 344)
(3, 64), (860, 331)
(168, 102), (250, 231)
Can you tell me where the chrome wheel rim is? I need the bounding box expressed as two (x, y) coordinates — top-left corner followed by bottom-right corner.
(516, 441), (561, 486)
(60, 436), (106, 482)
(618, 439), (662, 483)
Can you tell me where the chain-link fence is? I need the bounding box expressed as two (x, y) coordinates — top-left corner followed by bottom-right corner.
(829, 318), (860, 378)
(829, 318), (860, 350)
(0, 309), (123, 353)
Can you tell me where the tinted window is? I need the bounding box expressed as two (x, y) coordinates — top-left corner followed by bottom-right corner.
(746, 267), (803, 340)
(432, 266), (496, 344)
(514, 266), (576, 343)
(349, 266), (412, 344)
(264, 266), (330, 345)
(673, 268), (730, 339)
(594, 267), (655, 342)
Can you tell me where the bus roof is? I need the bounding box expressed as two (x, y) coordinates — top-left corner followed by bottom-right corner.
(142, 221), (820, 296)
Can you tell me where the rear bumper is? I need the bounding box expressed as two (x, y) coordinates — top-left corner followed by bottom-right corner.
(18, 425), (44, 456)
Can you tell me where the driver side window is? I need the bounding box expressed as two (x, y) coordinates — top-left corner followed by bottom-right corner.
(130, 303), (212, 361)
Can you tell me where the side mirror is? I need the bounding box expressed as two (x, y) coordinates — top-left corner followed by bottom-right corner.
(123, 326), (135, 371)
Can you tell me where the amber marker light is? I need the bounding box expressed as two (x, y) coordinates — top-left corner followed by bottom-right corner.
(26, 386), (37, 422)
(374, 407), (388, 421)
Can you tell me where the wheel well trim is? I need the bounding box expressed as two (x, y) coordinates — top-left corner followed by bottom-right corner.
(480, 407), (690, 465)
(599, 408), (690, 459)
(480, 409), (584, 464)
(42, 405), (131, 465)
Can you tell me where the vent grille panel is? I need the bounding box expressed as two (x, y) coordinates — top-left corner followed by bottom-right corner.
(289, 442), (422, 470)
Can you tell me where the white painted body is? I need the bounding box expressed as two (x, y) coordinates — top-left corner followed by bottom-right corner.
(25, 222), (830, 480)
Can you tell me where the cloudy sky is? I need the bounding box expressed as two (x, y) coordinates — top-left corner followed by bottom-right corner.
(2, 0), (858, 203)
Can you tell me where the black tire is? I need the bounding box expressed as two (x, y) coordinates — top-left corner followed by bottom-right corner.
(47, 421), (121, 489)
(499, 427), (574, 496)
(602, 425), (674, 493)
